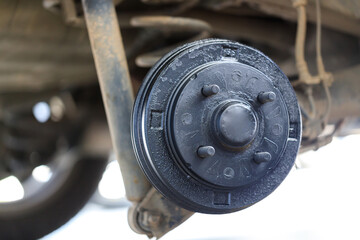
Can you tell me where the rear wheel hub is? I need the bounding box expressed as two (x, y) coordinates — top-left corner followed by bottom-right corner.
(132, 39), (301, 213)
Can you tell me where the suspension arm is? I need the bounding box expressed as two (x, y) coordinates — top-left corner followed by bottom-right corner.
(82, 0), (151, 202)
(82, 1), (193, 238)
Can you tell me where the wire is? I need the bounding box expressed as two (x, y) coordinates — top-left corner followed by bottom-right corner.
(292, 0), (321, 86)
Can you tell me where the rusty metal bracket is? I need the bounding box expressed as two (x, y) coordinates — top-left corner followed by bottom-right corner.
(82, 0), (193, 238)
(62, 0), (85, 27)
(82, 0), (151, 203)
(129, 188), (194, 239)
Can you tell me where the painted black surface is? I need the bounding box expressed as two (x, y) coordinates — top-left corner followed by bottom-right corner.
(132, 39), (301, 213)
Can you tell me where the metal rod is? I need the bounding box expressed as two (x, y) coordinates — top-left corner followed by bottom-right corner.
(82, 0), (151, 202)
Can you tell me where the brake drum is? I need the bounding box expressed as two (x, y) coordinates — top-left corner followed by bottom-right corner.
(132, 39), (301, 213)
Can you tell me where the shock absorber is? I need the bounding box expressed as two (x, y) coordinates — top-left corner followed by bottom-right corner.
(132, 39), (302, 213)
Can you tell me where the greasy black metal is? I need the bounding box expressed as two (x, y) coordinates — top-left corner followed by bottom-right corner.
(213, 101), (258, 149)
(132, 39), (302, 213)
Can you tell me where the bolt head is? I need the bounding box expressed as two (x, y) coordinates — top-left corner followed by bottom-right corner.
(215, 102), (258, 148)
(258, 91), (276, 104)
(197, 146), (215, 158)
(202, 84), (220, 97)
(254, 152), (272, 164)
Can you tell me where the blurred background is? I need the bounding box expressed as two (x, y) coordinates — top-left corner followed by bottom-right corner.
(12, 134), (355, 240)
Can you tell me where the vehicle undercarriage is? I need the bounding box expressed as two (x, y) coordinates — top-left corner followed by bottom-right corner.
(0, 0), (359, 239)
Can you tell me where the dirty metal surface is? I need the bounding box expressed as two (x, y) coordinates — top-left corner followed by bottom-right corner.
(131, 188), (194, 239)
(82, 0), (151, 202)
(132, 39), (302, 213)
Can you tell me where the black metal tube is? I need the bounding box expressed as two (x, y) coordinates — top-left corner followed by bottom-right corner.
(82, 0), (151, 202)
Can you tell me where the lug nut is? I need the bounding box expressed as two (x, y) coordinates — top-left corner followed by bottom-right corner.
(197, 146), (215, 158)
(257, 91), (276, 104)
(202, 84), (220, 97)
(254, 152), (271, 164)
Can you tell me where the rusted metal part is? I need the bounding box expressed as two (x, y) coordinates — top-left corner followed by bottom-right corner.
(262, 0), (360, 37)
(44, 0), (360, 38)
(82, 2), (192, 237)
(82, 0), (151, 202)
(131, 15), (211, 68)
(129, 12), (293, 52)
(202, 0), (360, 37)
(141, 0), (360, 22)
(135, 31), (210, 68)
(296, 64), (360, 151)
(141, 0), (185, 4)
(62, 0), (125, 27)
(130, 15), (211, 32)
(129, 188), (194, 239)
(183, 10), (296, 51)
(61, 0), (85, 27)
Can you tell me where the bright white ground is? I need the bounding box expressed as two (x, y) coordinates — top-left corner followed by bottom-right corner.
(44, 135), (360, 240)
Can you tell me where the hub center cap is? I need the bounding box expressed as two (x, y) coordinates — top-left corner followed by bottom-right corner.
(167, 61), (289, 188)
(215, 102), (258, 149)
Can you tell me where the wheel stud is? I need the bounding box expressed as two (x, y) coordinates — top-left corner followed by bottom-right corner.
(202, 84), (220, 97)
(197, 146), (215, 158)
(254, 152), (271, 163)
(257, 91), (276, 104)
